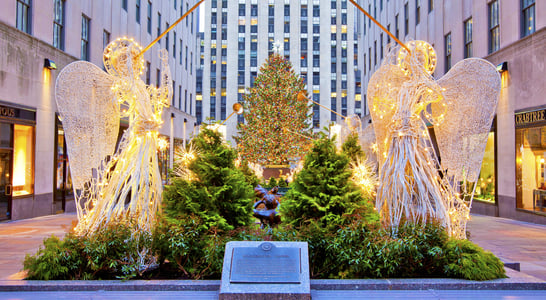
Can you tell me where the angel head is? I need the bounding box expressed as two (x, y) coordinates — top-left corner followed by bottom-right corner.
(103, 38), (145, 79)
(397, 40), (437, 77)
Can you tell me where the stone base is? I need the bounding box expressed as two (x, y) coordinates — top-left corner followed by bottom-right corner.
(219, 292), (310, 300)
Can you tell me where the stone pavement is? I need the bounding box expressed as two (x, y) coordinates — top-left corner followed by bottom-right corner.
(0, 213), (77, 280)
(0, 212), (546, 285)
(467, 214), (546, 281)
(2, 290), (546, 300)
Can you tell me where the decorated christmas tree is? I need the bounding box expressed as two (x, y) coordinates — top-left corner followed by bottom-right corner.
(236, 53), (312, 165)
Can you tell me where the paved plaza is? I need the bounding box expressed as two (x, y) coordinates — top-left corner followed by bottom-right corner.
(0, 213), (545, 299)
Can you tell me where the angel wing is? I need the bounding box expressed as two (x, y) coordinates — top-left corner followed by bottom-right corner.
(432, 58), (501, 182)
(367, 61), (409, 167)
(55, 61), (120, 189)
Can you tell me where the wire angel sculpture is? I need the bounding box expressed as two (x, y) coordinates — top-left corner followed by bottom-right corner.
(368, 41), (500, 238)
(55, 38), (171, 235)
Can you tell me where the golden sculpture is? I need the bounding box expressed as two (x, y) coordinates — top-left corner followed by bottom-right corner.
(368, 41), (500, 238)
(55, 38), (171, 235)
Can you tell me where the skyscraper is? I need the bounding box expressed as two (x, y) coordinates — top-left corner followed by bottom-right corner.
(198, 0), (362, 144)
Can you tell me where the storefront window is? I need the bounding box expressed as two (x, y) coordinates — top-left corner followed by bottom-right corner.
(473, 132), (496, 202)
(13, 124), (34, 196)
(516, 123), (546, 212)
(56, 124), (73, 206)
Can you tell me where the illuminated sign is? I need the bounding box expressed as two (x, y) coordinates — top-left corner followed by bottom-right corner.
(515, 109), (546, 126)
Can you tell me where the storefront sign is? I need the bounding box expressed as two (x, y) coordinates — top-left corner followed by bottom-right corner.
(0, 107), (15, 118)
(515, 109), (546, 126)
(0, 104), (35, 122)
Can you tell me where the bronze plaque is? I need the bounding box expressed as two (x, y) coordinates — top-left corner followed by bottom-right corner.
(229, 242), (301, 284)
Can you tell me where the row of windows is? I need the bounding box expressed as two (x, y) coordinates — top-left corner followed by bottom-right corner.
(365, 0), (536, 75)
(18, 0), (195, 66)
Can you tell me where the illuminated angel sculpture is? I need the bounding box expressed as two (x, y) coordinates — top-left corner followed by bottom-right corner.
(55, 38), (171, 235)
(368, 41), (500, 238)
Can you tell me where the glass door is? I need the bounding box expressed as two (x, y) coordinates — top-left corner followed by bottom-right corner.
(0, 123), (12, 221)
(0, 150), (12, 221)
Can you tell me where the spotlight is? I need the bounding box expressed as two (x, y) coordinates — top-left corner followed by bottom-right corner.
(44, 58), (57, 70)
(496, 62), (508, 73)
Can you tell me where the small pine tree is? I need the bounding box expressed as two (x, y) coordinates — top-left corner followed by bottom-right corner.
(236, 53), (312, 165)
(163, 128), (254, 231)
(341, 132), (365, 163)
(280, 137), (378, 231)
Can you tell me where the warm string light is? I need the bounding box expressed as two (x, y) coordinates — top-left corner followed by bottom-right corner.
(56, 37), (172, 237)
(236, 53), (313, 165)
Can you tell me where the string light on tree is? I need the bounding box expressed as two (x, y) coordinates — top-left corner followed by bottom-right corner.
(235, 53), (312, 165)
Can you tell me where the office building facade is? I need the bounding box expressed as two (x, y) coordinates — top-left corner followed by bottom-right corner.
(357, 0), (545, 224)
(198, 0), (363, 145)
(0, 0), (198, 220)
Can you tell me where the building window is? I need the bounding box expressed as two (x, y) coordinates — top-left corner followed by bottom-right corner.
(522, 0), (535, 37)
(488, 0), (500, 54)
(16, 0), (31, 34)
(53, 0), (65, 50)
(429, 0), (434, 12)
(81, 15), (90, 61)
(374, 40), (377, 65)
(173, 32), (176, 57)
(239, 4), (245, 16)
(395, 14), (399, 39)
(147, 1), (152, 34)
(313, 5), (320, 17)
(178, 86), (182, 109)
(156, 68), (160, 87)
(313, 94), (320, 128)
(404, 3), (409, 36)
(380, 33), (384, 60)
(416, 0), (421, 25)
(103, 30), (110, 50)
(13, 124), (34, 196)
(445, 33), (451, 72)
(122, 0), (127, 11)
(146, 62), (151, 85)
(186, 3), (189, 26)
(179, 40), (183, 64)
(157, 12), (161, 40)
(464, 18), (473, 58)
(185, 46), (188, 70)
(165, 23), (170, 52)
(251, 4), (257, 16)
(284, 4), (290, 16)
(136, 0), (141, 24)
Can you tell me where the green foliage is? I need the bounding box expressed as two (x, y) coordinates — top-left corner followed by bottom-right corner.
(163, 128), (254, 231)
(238, 161), (260, 187)
(24, 130), (505, 282)
(443, 238), (506, 281)
(24, 222), (154, 280)
(281, 137), (378, 231)
(341, 132), (365, 163)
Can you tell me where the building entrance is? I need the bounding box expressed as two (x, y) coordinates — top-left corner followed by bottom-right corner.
(0, 148), (12, 221)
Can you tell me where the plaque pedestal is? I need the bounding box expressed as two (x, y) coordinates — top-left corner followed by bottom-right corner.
(219, 241), (310, 300)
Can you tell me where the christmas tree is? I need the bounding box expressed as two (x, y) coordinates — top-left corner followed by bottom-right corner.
(236, 53), (312, 165)
(280, 137), (378, 231)
(163, 128), (254, 231)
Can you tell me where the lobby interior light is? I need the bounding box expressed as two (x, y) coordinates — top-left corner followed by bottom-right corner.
(44, 58), (57, 70)
(496, 61), (508, 73)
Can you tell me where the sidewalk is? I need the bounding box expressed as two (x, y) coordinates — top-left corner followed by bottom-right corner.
(0, 212), (545, 283)
(467, 214), (546, 281)
(0, 213), (77, 280)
